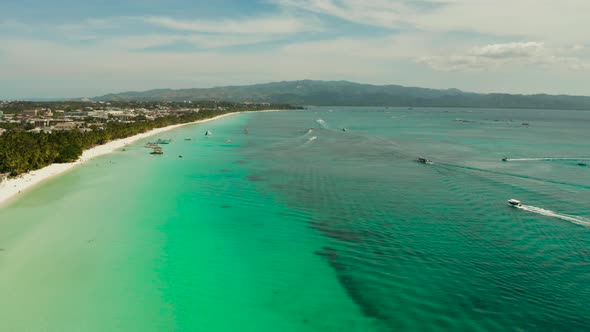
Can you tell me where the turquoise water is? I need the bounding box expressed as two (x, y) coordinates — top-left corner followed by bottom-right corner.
(0, 107), (589, 331)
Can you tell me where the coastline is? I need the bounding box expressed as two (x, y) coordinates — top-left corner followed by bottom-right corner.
(0, 110), (257, 207)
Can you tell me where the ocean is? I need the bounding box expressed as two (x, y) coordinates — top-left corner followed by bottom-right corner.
(0, 107), (589, 331)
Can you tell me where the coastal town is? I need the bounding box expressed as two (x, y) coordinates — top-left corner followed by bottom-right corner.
(0, 100), (298, 179)
(0, 100), (292, 135)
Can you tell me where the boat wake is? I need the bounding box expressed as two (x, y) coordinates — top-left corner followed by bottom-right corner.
(316, 118), (328, 129)
(517, 205), (590, 227)
(505, 157), (590, 162)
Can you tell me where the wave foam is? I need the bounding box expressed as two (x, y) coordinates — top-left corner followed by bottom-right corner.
(518, 205), (590, 227)
(506, 157), (590, 162)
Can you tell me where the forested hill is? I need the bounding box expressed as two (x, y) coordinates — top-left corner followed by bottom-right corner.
(94, 80), (590, 110)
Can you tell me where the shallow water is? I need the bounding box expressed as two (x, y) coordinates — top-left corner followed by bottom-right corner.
(0, 107), (589, 331)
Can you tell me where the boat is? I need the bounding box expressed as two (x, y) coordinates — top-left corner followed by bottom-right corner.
(578, 162), (588, 166)
(205, 130), (212, 136)
(244, 128), (249, 134)
(502, 157), (508, 162)
(184, 138), (192, 141)
(508, 199), (522, 207)
(178, 155), (183, 158)
(416, 156), (433, 164)
(156, 139), (171, 144)
(342, 128), (347, 132)
(150, 149), (163, 155)
(145, 143), (159, 148)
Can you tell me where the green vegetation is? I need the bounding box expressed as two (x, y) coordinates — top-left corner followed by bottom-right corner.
(0, 100), (294, 115)
(0, 103), (295, 178)
(95, 80), (590, 110)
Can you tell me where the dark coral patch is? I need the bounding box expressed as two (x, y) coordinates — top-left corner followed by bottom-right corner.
(247, 175), (266, 182)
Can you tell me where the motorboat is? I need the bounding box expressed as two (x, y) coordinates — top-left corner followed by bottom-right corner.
(502, 157), (508, 162)
(416, 156), (433, 164)
(156, 139), (171, 144)
(508, 199), (522, 207)
(205, 130), (213, 136)
(184, 138), (192, 141)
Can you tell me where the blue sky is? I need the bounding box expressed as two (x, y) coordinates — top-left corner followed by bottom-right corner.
(1, 0), (589, 98)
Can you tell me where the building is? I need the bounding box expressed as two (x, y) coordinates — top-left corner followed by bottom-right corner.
(28, 127), (52, 134)
(32, 119), (51, 127)
(64, 111), (89, 118)
(53, 122), (78, 131)
(87, 111), (108, 119)
(23, 109), (38, 117)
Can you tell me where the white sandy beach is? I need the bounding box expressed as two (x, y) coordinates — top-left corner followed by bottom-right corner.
(0, 111), (250, 207)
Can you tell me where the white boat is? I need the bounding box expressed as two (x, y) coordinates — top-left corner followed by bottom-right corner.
(416, 156), (433, 164)
(205, 130), (212, 136)
(508, 199), (522, 207)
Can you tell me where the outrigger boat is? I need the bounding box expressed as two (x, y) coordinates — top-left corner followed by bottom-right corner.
(150, 146), (164, 155)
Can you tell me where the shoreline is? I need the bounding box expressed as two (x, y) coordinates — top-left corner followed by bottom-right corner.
(0, 110), (266, 207)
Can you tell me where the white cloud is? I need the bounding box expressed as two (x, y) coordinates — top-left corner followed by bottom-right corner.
(143, 16), (318, 34)
(470, 42), (544, 59)
(418, 42), (590, 71)
(272, 0), (421, 29)
(99, 33), (282, 50)
(273, 0), (590, 44)
(2, 2), (590, 97)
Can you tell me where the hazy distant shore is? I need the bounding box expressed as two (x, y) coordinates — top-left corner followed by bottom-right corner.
(0, 110), (279, 207)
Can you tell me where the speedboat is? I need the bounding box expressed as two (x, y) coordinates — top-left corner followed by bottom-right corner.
(508, 199), (522, 207)
(502, 157), (508, 162)
(205, 130), (212, 136)
(416, 156), (433, 164)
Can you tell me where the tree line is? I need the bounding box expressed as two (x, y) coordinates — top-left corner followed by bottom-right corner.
(0, 109), (228, 177)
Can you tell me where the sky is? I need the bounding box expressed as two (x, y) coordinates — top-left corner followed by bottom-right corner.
(1, 0), (589, 99)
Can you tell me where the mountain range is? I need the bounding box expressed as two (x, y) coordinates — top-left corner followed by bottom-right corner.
(94, 80), (590, 110)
